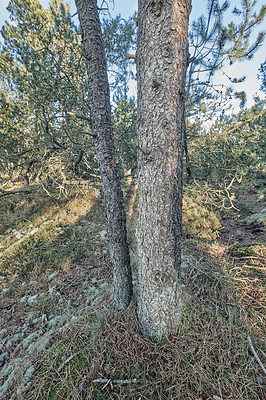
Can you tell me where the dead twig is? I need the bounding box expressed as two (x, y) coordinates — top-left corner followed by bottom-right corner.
(242, 265), (266, 271)
(0, 302), (16, 310)
(218, 380), (223, 400)
(235, 256), (266, 260)
(57, 352), (80, 373)
(93, 378), (137, 385)
(0, 188), (32, 198)
(248, 336), (266, 376)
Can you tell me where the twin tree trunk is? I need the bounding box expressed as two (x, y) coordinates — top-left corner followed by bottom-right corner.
(75, 0), (191, 340)
(136, 0), (191, 340)
(75, 0), (132, 311)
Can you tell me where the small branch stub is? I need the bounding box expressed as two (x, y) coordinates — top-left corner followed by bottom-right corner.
(125, 53), (136, 61)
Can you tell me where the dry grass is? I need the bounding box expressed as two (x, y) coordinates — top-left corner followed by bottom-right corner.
(24, 256), (265, 400)
(0, 185), (105, 281)
(1, 181), (265, 400)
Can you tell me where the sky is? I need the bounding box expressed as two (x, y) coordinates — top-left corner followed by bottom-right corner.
(0, 0), (265, 109)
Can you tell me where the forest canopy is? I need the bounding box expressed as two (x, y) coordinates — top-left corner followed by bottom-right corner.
(0, 0), (265, 198)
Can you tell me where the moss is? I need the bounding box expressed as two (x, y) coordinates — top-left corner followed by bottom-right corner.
(245, 208), (266, 226)
(183, 195), (221, 240)
(231, 242), (265, 257)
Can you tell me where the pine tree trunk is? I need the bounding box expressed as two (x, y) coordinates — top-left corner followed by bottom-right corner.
(75, 0), (132, 311)
(136, 0), (191, 340)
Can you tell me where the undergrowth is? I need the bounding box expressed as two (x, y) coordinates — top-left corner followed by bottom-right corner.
(1, 180), (265, 399)
(25, 268), (265, 400)
(0, 185), (105, 280)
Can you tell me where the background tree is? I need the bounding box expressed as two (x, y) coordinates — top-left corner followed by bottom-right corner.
(136, 0), (191, 340)
(112, 89), (137, 175)
(0, 0), (96, 188)
(0, 0), (136, 190)
(184, 0), (265, 181)
(187, 97), (265, 186)
(258, 60), (266, 92)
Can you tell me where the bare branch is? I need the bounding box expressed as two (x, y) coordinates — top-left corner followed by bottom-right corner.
(125, 53), (136, 61)
(93, 378), (137, 384)
(82, 130), (97, 137)
(0, 188), (33, 198)
(67, 112), (91, 123)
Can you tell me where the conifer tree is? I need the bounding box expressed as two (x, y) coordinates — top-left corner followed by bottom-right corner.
(74, 0), (133, 311)
(136, 0), (191, 340)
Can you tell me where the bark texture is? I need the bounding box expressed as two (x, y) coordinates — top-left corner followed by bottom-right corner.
(137, 0), (191, 340)
(75, 0), (132, 311)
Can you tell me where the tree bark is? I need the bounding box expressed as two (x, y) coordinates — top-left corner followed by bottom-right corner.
(75, 0), (132, 311)
(136, 0), (191, 340)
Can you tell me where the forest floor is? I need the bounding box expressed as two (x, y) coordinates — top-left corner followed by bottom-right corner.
(0, 178), (265, 400)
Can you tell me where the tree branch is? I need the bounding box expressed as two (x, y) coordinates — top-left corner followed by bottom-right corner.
(0, 188), (33, 198)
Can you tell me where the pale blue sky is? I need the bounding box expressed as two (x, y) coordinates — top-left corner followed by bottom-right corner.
(0, 0), (265, 107)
